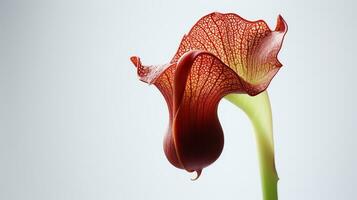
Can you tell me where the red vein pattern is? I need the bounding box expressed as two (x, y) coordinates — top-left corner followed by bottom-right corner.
(130, 12), (287, 179)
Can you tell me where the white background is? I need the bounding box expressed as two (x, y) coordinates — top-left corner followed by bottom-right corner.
(1, 0), (356, 199)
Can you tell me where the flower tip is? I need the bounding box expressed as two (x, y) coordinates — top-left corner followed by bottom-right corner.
(190, 169), (202, 181)
(130, 56), (141, 68)
(275, 15), (288, 33)
(130, 56), (150, 83)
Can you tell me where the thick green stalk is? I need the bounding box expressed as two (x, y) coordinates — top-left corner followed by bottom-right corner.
(225, 91), (279, 200)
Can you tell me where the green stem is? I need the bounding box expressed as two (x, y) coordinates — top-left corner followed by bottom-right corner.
(225, 91), (279, 200)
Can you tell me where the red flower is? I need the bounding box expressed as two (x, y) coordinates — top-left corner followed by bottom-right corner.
(131, 12), (287, 179)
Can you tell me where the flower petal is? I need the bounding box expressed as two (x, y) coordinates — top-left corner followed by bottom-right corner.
(171, 12), (287, 95)
(171, 51), (244, 173)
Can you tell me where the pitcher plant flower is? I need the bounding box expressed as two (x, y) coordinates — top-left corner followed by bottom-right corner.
(130, 12), (287, 200)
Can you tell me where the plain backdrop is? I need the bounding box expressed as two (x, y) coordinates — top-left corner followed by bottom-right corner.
(1, 0), (356, 200)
